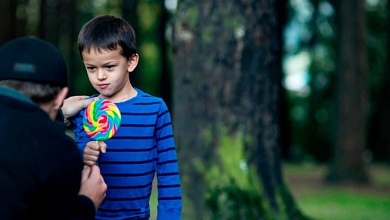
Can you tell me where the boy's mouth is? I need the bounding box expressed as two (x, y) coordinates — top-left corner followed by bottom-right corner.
(98, 83), (109, 89)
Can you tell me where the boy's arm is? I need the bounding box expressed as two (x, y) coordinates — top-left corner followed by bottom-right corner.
(72, 112), (92, 155)
(155, 102), (182, 219)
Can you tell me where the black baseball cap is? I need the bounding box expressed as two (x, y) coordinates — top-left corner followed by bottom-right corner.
(0, 36), (67, 87)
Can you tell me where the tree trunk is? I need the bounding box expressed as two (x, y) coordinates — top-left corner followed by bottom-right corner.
(367, 0), (390, 162)
(62, 0), (78, 95)
(158, 4), (173, 109)
(122, 0), (139, 88)
(327, 0), (370, 183)
(173, 0), (306, 219)
(38, 0), (48, 39)
(0, 0), (17, 45)
(38, 0), (61, 42)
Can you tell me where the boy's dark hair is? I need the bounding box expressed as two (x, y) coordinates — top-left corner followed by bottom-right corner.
(78, 15), (137, 59)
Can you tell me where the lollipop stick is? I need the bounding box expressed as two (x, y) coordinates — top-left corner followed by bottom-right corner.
(96, 140), (99, 166)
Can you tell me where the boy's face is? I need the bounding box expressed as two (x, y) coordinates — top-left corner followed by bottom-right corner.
(81, 48), (138, 102)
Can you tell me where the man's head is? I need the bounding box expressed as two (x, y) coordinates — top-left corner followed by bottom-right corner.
(0, 37), (68, 87)
(77, 14), (137, 60)
(0, 37), (69, 120)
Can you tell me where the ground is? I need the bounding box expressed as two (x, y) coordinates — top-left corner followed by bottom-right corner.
(283, 163), (390, 220)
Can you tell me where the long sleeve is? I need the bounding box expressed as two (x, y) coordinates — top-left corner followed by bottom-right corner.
(68, 195), (96, 220)
(71, 94), (99, 155)
(42, 145), (96, 220)
(72, 110), (92, 156)
(155, 102), (182, 219)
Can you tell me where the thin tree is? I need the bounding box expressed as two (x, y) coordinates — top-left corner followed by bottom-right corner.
(327, 0), (370, 183)
(367, 0), (390, 162)
(122, 0), (139, 88)
(0, 0), (19, 44)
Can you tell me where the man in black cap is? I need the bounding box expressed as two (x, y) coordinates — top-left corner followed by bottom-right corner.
(0, 36), (107, 219)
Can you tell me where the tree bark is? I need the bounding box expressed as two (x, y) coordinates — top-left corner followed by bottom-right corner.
(367, 0), (390, 162)
(173, 0), (306, 219)
(158, 4), (173, 109)
(327, 0), (370, 183)
(0, 0), (17, 45)
(122, 0), (139, 88)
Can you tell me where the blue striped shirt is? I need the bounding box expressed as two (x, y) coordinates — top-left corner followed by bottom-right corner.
(72, 88), (182, 219)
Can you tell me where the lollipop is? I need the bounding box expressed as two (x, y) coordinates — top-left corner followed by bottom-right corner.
(83, 99), (121, 141)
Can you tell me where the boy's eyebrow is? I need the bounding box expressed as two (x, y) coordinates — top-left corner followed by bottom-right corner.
(83, 61), (117, 66)
(102, 61), (117, 66)
(83, 62), (95, 66)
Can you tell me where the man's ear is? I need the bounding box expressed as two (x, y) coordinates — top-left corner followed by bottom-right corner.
(54, 87), (69, 111)
(127, 53), (139, 73)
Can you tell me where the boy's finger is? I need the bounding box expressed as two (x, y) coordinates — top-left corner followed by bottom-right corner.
(100, 144), (107, 153)
(97, 141), (107, 153)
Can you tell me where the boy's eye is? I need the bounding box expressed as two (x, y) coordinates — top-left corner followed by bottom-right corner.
(106, 65), (115, 69)
(87, 66), (95, 71)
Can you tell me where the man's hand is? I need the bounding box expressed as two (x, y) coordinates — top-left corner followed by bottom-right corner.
(79, 165), (107, 209)
(83, 141), (107, 166)
(61, 96), (98, 126)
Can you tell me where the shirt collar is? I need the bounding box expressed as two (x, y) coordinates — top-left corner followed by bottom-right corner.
(0, 86), (36, 105)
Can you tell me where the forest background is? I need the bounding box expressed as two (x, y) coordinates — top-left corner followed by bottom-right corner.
(1, 0), (390, 219)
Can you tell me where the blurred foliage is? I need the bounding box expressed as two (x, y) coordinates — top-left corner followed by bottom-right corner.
(3, 0), (389, 171)
(136, 1), (164, 96)
(284, 0), (389, 163)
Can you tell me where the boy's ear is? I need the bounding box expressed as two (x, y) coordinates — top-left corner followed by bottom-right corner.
(127, 53), (139, 73)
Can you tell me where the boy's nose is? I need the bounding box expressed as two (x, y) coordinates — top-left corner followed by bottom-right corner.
(97, 70), (107, 80)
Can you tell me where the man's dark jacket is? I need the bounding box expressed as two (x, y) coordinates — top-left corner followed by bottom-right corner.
(0, 87), (95, 219)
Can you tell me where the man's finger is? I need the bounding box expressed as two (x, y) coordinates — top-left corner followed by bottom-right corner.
(82, 97), (98, 107)
(74, 95), (89, 100)
(81, 165), (92, 181)
(90, 165), (101, 175)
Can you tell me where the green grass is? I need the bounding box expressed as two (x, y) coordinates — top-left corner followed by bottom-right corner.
(283, 163), (390, 220)
(150, 177), (158, 219)
(298, 191), (390, 220)
(150, 163), (390, 219)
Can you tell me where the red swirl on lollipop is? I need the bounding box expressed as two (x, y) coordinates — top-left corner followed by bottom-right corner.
(83, 99), (121, 141)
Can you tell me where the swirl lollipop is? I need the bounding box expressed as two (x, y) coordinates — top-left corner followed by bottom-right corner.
(83, 99), (121, 141)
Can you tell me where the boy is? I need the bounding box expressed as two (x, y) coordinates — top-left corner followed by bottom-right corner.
(72, 15), (182, 219)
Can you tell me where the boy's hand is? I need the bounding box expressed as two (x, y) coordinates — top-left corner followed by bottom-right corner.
(83, 141), (107, 166)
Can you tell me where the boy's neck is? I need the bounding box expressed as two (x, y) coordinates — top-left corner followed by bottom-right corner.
(99, 85), (138, 103)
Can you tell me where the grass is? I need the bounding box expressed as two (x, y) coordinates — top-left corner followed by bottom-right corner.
(283, 163), (390, 220)
(149, 163), (390, 219)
